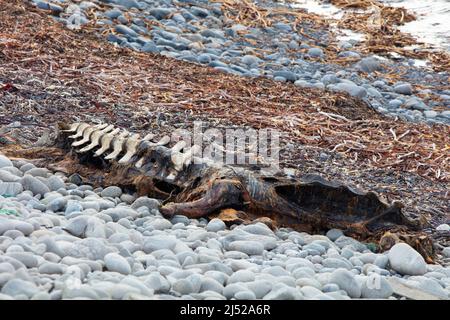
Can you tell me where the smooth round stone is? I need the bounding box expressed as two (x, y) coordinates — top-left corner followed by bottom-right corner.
(322, 258), (352, 270)
(101, 207), (139, 222)
(388, 243), (427, 276)
(120, 194), (136, 204)
(262, 266), (289, 277)
(149, 218), (172, 230)
(25, 168), (50, 178)
(19, 163), (35, 172)
(64, 200), (83, 216)
(245, 280), (272, 299)
(334, 236), (366, 252)
(6, 252), (38, 268)
(223, 283), (248, 299)
(273, 70), (297, 82)
(405, 276), (448, 299)
(360, 275), (393, 299)
(31, 292), (51, 300)
(423, 110), (438, 119)
(100, 186), (122, 198)
(197, 53), (212, 64)
(47, 176), (65, 191)
(274, 76), (286, 82)
(308, 47), (324, 58)
(304, 243), (326, 255)
(441, 247), (450, 258)
(0, 262), (15, 274)
(170, 215), (190, 226)
(374, 255), (389, 269)
(149, 7), (174, 20)
(296, 278), (322, 290)
(144, 273), (171, 293)
(200, 277), (223, 294)
(234, 290), (256, 300)
(131, 197), (160, 211)
(0, 155), (13, 168)
(0, 182), (23, 197)
(322, 283), (340, 293)
(172, 279), (195, 295)
(206, 218), (226, 232)
(143, 235), (177, 253)
(292, 267), (315, 280)
(329, 268), (361, 298)
(263, 286), (303, 300)
(0, 169), (21, 182)
(241, 223), (274, 237)
(104, 8), (123, 19)
(43, 252), (61, 263)
(227, 241), (264, 256)
(388, 99), (403, 109)
(228, 270), (255, 284)
(394, 83), (413, 95)
(204, 271), (229, 286)
(326, 229), (344, 241)
(62, 285), (101, 300)
(21, 175), (50, 196)
(1, 279), (39, 298)
(3, 230), (24, 239)
(47, 197), (67, 212)
(334, 82), (367, 99)
(300, 285), (323, 298)
(104, 253), (131, 275)
(404, 97), (429, 111)
(39, 262), (65, 274)
(241, 55), (260, 66)
(64, 216), (89, 237)
(357, 57), (381, 73)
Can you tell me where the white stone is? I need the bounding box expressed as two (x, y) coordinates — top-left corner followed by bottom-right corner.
(388, 243), (427, 276)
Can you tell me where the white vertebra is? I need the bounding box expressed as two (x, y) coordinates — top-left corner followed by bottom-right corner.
(78, 124), (114, 152)
(72, 124), (107, 147)
(104, 130), (129, 160)
(94, 128), (120, 156)
(118, 133), (141, 164)
(171, 145), (201, 171)
(68, 123), (90, 139)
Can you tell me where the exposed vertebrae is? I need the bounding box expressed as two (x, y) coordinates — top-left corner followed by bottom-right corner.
(62, 122), (199, 173)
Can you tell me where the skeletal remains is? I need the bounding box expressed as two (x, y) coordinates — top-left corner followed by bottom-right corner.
(56, 122), (432, 258)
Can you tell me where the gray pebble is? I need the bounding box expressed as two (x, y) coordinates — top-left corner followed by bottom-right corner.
(206, 218), (226, 232)
(388, 243), (427, 276)
(228, 241), (264, 256)
(101, 186), (122, 198)
(21, 175), (50, 196)
(104, 253), (131, 275)
(329, 268), (361, 298)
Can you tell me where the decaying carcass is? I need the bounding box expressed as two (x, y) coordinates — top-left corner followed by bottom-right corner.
(55, 122), (432, 259)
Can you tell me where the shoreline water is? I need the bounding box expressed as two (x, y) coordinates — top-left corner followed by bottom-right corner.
(293, 0), (450, 52)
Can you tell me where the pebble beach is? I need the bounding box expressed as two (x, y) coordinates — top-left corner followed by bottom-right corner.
(1, 153), (450, 300)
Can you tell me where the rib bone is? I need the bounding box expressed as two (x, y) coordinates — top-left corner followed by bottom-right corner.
(72, 124), (108, 147)
(104, 130), (129, 160)
(78, 124), (115, 153)
(94, 128), (120, 156)
(118, 133), (141, 164)
(68, 123), (90, 139)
